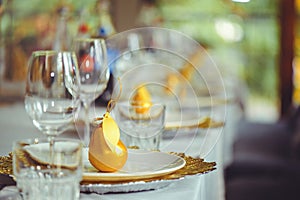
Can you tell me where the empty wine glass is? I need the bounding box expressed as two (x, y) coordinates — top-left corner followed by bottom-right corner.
(24, 50), (80, 164)
(73, 38), (109, 147)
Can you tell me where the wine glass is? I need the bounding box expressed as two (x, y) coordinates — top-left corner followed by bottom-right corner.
(72, 38), (109, 147)
(24, 50), (80, 164)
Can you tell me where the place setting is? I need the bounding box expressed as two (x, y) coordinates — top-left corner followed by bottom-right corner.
(79, 99), (217, 194)
(0, 28), (225, 199)
(0, 105), (218, 197)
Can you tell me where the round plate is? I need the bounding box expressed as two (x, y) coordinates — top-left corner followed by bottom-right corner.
(80, 178), (183, 194)
(83, 149), (186, 182)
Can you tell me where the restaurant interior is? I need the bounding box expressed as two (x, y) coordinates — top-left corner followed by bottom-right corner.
(0, 0), (300, 199)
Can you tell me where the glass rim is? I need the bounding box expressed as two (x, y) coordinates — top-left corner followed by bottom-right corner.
(73, 37), (106, 44)
(117, 101), (165, 107)
(31, 50), (76, 56)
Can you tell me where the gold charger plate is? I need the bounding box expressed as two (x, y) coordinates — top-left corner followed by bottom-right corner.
(80, 152), (216, 194)
(0, 151), (216, 194)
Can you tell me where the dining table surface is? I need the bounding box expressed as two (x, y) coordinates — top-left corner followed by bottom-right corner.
(0, 99), (241, 200)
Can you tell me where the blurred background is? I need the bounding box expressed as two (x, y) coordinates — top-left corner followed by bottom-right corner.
(1, 1), (300, 199)
(0, 0), (296, 123)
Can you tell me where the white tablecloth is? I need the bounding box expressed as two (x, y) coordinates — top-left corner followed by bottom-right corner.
(0, 103), (226, 200)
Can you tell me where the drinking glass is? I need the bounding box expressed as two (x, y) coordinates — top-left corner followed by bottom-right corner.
(24, 50), (80, 163)
(113, 102), (166, 150)
(13, 138), (82, 200)
(73, 38), (109, 147)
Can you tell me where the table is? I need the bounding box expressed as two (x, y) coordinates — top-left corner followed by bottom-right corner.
(0, 102), (227, 200)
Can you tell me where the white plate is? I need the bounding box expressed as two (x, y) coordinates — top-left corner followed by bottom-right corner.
(24, 141), (81, 168)
(83, 149), (186, 182)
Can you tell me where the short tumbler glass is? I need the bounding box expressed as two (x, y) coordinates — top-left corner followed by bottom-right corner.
(113, 102), (166, 151)
(13, 138), (82, 200)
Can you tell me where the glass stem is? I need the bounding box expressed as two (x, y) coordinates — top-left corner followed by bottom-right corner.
(48, 136), (55, 168)
(83, 102), (91, 147)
